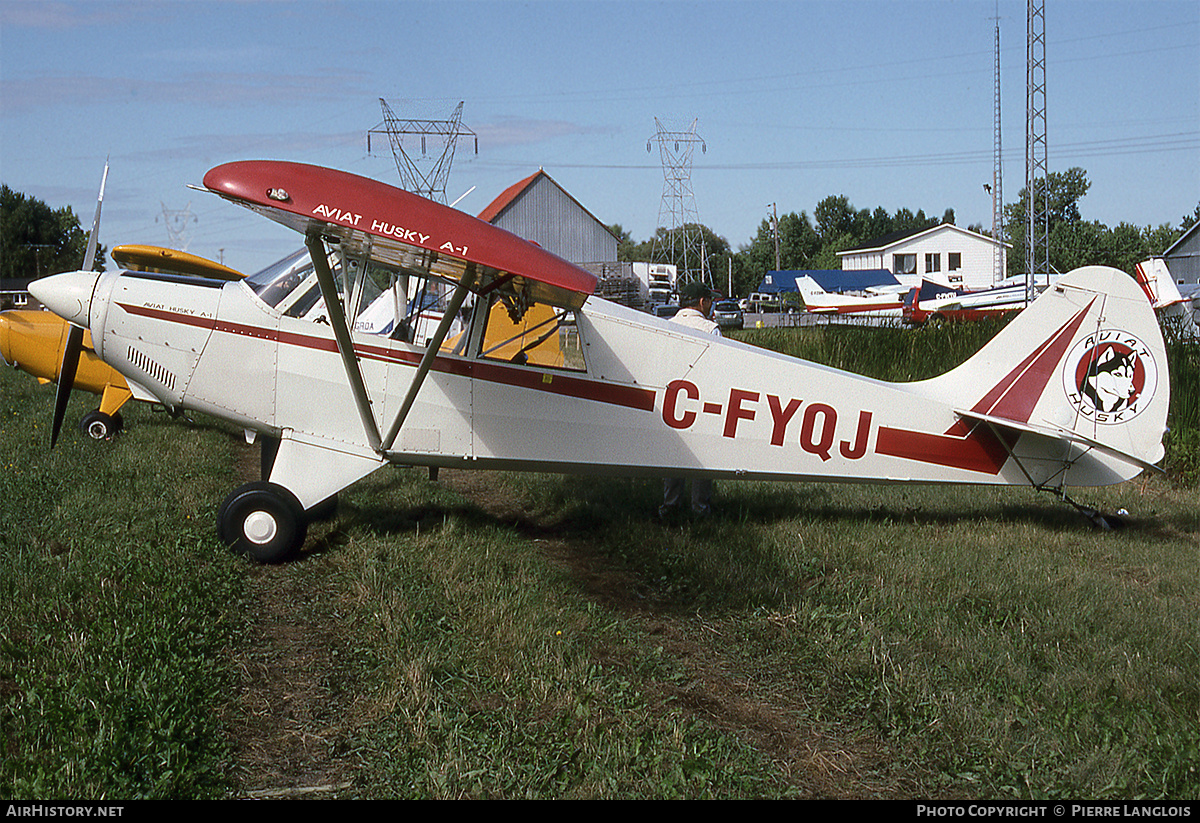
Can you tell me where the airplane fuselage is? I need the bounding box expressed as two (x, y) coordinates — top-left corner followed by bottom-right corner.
(73, 265), (1157, 512)
(27, 160), (1167, 563)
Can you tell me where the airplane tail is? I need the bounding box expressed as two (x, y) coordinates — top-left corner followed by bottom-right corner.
(922, 266), (1169, 478)
(791, 276), (829, 310)
(1134, 258), (1185, 309)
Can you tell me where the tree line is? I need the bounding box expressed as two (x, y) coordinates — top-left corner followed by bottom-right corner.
(0, 185), (104, 282)
(611, 167), (1198, 298)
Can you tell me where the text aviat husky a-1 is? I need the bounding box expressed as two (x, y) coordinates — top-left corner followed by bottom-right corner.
(30, 161), (1170, 562)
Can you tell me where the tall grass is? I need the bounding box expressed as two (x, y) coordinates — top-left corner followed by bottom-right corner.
(1160, 318), (1200, 483)
(0, 372), (247, 798)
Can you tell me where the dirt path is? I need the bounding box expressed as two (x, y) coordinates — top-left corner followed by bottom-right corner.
(228, 463), (904, 797)
(435, 470), (906, 798)
(226, 443), (353, 799)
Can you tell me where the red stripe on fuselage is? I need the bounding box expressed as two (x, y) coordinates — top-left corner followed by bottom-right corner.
(875, 422), (1016, 474)
(115, 302), (655, 412)
(875, 300), (1095, 474)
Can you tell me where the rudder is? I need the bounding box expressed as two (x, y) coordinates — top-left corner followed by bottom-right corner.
(923, 266), (1169, 475)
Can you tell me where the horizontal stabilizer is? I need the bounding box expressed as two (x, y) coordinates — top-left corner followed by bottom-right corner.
(953, 408), (1164, 475)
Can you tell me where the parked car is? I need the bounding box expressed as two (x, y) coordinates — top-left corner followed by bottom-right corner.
(712, 300), (744, 330)
(652, 304), (680, 319)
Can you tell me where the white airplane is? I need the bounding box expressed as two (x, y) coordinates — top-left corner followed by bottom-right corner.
(31, 161), (1170, 561)
(902, 279), (1028, 325)
(1135, 258), (1200, 337)
(793, 275), (918, 319)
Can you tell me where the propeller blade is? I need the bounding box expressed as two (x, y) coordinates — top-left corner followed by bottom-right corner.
(48, 160), (107, 447)
(51, 325), (84, 448)
(82, 161), (108, 272)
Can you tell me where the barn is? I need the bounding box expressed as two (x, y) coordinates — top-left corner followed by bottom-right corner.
(477, 170), (618, 265)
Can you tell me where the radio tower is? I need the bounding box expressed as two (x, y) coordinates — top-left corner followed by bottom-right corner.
(647, 118), (710, 286)
(991, 7), (1005, 286)
(1025, 0), (1049, 302)
(367, 99), (478, 203)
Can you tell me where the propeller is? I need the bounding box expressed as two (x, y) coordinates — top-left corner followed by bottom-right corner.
(50, 162), (107, 448)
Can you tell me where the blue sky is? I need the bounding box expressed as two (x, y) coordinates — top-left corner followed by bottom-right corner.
(2, 0), (1197, 275)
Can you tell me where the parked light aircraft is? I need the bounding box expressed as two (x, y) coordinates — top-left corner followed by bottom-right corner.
(0, 245), (244, 439)
(30, 161), (1170, 562)
(793, 275), (918, 319)
(1135, 258), (1200, 337)
(902, 279), (1027, 326)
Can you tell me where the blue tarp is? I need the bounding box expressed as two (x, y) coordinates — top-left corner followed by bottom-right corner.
(758, 269), (898, 295)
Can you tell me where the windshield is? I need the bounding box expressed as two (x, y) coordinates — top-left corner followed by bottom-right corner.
(244, 248), (331, 319)
(245, 248), (311, 304)
(242, 245), (469, 349)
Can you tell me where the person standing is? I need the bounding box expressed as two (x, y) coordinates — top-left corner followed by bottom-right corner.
(660, 281), (721, 519)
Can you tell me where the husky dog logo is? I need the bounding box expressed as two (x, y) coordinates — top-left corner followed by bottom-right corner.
(1063, 330), (1158, 424)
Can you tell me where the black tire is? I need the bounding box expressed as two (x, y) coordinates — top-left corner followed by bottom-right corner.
(79, 410), (119, 440)
(218, 481), (307, 564)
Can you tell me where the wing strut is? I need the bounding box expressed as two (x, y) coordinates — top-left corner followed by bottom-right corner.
(380, 268), (475, 453)
(306, 231), (383, 452)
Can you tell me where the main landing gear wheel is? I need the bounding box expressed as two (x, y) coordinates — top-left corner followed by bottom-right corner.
(79, 410), (123, 440)
(218, 481), (307, 564)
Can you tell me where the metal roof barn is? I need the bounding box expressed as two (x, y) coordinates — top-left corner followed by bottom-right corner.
(478, 170), (617, 265)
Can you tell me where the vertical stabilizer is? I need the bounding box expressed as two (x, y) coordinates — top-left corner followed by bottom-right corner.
(923, 266), (1169, 473)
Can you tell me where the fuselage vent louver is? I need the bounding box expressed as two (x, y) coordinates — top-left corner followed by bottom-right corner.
(127, 346), (176, 392)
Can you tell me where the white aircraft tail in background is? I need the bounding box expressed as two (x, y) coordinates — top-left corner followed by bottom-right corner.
(1135, 258), (1199, 337)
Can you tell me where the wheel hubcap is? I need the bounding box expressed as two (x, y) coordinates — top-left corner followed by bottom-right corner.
(243, 510), (278, 544)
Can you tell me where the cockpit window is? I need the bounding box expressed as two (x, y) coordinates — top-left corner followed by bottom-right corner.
(244, 246), (471, 350)
(245, 248), (312, 306)
(479, 295), (585, 371)
(243, 248), (333, 320)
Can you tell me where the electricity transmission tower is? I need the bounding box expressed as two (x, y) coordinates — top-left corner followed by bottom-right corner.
(647, 118), (710, 286)
(367, 99), (478, 203)
(1025, 0), (1049, 302)
(991, 8), (1005, 287)
(158, 202), (197, 250)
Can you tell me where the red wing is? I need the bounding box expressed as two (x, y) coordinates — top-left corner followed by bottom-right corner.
(202, 160), (597, 310)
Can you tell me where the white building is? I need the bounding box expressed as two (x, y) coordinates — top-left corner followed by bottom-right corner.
(1162, 221), (1199, 286)
(838, 224), (1008, 291)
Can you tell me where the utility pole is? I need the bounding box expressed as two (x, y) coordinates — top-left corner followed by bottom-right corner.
(1025, 0), (1049, 303)
(991, 4), (1005, 286)
(768, 203), (781, 272)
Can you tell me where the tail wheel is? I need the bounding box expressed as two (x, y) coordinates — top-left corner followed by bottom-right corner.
(79, 410), (121, 440)
(218, 481), (307, 564)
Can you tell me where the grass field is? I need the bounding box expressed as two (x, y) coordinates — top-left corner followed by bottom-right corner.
(1, 321), (1197, 799)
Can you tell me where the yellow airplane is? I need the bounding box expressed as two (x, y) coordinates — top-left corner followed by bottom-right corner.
(0, 244), (243, 439)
